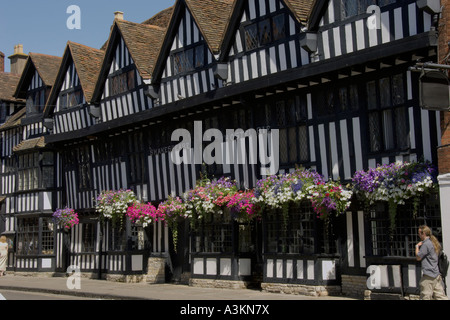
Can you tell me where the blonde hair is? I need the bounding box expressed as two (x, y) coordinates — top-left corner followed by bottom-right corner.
(419, 225), (441, 255)
(0, 236), (6, 243)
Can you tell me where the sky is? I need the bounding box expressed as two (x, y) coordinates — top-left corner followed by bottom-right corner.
(0, 0), (175, 72)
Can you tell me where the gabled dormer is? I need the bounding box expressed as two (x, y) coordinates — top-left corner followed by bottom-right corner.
(307, 0), (437, 62)
(151, 0), (234, 105)
(14, 53), (61, 118)
(12, 53), (61, 142)
(44, 41), (104, 134)
(91, 15), (166, 123)
(216, 0), (314, 85)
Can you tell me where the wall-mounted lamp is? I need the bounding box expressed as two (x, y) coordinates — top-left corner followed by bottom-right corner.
(145, 85), (160, 99)
(89, 105), (101, 119)
(213, 63), (229, 81)
(300, 32), (318, 54)
(416, 0), (441, 14)
(43, 118), (54, 131)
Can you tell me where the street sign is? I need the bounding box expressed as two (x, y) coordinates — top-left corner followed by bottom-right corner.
(419, 71), (450, 111)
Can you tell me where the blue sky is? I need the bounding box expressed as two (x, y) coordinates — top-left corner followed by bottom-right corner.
(0, 0), (175, 72)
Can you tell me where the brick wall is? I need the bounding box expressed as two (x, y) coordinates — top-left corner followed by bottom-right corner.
(0, 51), (4, 73)
(438, 0), (450, 174)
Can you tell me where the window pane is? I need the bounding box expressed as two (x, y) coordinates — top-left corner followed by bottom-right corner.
(42, 152), (54, 165)
(184, 49), (194, 71)
(392, 74), (405, 106)
(395, 107), (409, 149)
(265, 104), (272, 126)
(369, 112), (382, 152)
(82, 223), (96, 252)
(289, 127), (297, 163)
(276, 100), (286, 127)
(349, 84), (359, 110)
(195, 45), (205, 68)
(379, 0), (395, 6)
(43, 167), (54, 188)
(39, 90), (45, 108)
(317, 87), (334, 116)
(245, 24), (258, 50)
(127, 70), (135, 91)
(259, 19), (272, 45)
(60, 94), (67, 109)
(42, 218), (54, 255)
(341, 0), (358, 19)
(339, 86), (348, 111)
(279, 129), (288, 164)
(272, 14), (286, 41)
(379, 77), (391, 108)
(367, 81), (377, 110)
(33, 168), (39, 189)
(298, 126), (309, 162)
(382, 109), (395, 150)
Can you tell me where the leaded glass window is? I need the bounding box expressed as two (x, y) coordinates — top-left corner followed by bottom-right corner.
(243, 12), (287, 51)
(366, 73), (409, 153)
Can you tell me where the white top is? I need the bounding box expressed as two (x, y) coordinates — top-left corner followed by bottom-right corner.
(0, 242), (8, 255)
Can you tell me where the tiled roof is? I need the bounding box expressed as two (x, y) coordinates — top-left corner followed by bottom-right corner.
(142, 5), (175, 28)
(185, 0), (235, 54)
(0, 107), (26, 132)
(0, 72), (23, 102)
(284, 0), (316, 24)
(13, 136), (46, 153)
(28, 53), (62, 87)
(68, 42), (104, 102)
(116, 20), (167, 81)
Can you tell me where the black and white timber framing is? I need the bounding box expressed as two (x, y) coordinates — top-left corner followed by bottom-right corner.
(0, 0), (445, 296)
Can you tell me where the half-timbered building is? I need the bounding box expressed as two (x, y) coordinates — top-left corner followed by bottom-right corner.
(0, 0), (446, 298)
(0, 47), (26, 271)
(0, 52), (62, 272)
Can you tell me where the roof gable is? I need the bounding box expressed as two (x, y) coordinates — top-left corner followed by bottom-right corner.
(152, 0), (235, 82)
(185, 0), (235, 54)
(69, 42), (104, 102)
(218, 0), (316, 60)
(14, 53), (62, 99)
(92, 19), (167, 103)
(44, 41), (104, 116)
(117, 20), (166, 80)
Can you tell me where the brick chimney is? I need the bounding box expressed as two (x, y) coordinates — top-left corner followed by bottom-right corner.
(8, 44), (28, 75)
(0, 51), (4, 73)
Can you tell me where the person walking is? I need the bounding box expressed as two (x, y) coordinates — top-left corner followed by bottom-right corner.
(415, 225), (448, 300)
(0, 236), (8, 276)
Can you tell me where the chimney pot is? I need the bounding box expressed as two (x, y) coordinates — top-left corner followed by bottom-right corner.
(114, 11), (124, 20)
(9, 44), (28, 75)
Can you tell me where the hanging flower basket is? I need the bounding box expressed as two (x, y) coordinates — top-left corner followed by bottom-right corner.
(158, 196), (188, 251)
(254, 169), (352, 223)
(95, 189), (138, 229)
(226, 190), (261, 223)
(127, 202), (160, 228)
(352, 161), (438, 232)
(183, 177), (239, 223)
(53, 207), (79, 230)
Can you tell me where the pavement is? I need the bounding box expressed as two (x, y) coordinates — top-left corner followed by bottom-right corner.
(0, 274), (357, 301)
